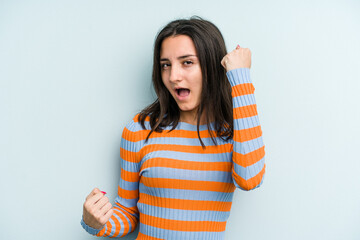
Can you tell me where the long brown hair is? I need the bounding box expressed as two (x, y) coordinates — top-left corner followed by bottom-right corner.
(138, 16), (233, 148)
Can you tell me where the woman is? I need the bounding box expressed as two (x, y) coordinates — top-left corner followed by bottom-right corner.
(81, 16), (266, 239)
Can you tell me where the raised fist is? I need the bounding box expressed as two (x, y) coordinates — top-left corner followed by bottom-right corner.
(221, 45), (251, 71)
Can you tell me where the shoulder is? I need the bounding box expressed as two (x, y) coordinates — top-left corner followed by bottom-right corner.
(121, 113), (151, 141)
(120, 113), (150, 153)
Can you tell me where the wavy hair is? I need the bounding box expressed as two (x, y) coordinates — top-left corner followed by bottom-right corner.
(138, 16), (233, 148)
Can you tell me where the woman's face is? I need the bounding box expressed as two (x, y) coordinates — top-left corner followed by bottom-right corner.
(160, 34), (203, 121)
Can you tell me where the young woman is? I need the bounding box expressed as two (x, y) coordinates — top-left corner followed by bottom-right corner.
(81, 16), (266, 240)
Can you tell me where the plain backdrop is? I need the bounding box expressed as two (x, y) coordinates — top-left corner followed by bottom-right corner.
(1, 0), (359, 239)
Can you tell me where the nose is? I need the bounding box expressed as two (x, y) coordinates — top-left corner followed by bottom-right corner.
(169, 63), (182, 83)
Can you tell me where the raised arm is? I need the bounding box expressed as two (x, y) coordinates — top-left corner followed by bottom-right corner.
(81, 120), (141, 237)
(222, 46), (266, 191)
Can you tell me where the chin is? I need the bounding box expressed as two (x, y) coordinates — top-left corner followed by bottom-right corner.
(178, 104), (198, 112)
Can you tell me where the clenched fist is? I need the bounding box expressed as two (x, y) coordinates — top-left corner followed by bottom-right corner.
(221, 45), (252, 71)
(82, 188), (114, 230)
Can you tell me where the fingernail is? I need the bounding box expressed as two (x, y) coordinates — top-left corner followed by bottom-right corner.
(237, 44), (240, 49)
(101, 191), (107, 194)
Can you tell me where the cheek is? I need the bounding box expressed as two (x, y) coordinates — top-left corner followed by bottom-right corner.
(162, 80), (172, 94)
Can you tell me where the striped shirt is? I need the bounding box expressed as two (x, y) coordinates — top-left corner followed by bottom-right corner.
(81, 67), (266, 239)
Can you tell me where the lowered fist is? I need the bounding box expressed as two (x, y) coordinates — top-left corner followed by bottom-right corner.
(221, 45), (251, 71)
(82, 188), (114, 230)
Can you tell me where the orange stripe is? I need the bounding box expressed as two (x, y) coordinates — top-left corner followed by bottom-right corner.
(109, 214), (121, 237)
(112, 208), (131, 237)
(233, 145), (265, 168)
(231, 83), (254, 97)
(233, 104), (258, 119)
(137, 232), (165, 240)
(104, 221), (112, 236)
(122, 127), (150, 142)
(133, 113), (149, 123)
(120, 148), (137, 163)
(122, 127), (219, 142)
(121, 168), (139, 182)
(116, 207), (138, 235)
(141, 176), (235, 193)
(232, 164), (266, 190)
(139, 192), (233, 211)
(114, 202), (138, 215)
(142, 157), (232, 172)
(96, 226), (106, 236)
(118, 186), (138, 199)
(141, 213), (226, 232)
(233, 125), (262, 142)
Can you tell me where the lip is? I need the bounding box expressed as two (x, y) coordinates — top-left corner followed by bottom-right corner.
(174, 87), (190, 101)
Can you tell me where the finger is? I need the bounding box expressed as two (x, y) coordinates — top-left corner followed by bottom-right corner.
(103, 209), (114, 221)
(221, 57), (226, 68)
(100, 202), (112, 214)
(94, 195), (110, 209)
(98, 209), (114, 225)
(87, 192), (106, 205)
(85, 188), (99, 201)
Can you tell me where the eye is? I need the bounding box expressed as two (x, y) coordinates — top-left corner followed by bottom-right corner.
(161, 63), (170, 69)
(184, 60), (193, 66)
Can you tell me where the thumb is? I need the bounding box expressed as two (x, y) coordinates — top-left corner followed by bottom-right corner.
(221, 57), (227, 69)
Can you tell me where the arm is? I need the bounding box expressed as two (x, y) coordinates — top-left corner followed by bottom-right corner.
(81, 120), (141, 237)
(227, 67), (266, 191)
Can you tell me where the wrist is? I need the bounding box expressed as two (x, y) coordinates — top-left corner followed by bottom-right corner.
(80, 216), (103, 235)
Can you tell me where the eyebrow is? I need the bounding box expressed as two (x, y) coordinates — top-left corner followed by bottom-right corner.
(160, 54), (197, 62)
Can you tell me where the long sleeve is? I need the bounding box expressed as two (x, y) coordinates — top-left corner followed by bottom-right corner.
(227, 68), (266, 191)
(81, 120), (141, 237)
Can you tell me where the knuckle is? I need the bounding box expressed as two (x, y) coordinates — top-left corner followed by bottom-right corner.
(83, 202), (90, 210)
(99, 217), (107, 225)
(88, 208), (95, 215)
(94, 211), (101, 219)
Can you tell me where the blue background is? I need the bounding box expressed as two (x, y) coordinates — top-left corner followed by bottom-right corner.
(1, 0), (359, 239)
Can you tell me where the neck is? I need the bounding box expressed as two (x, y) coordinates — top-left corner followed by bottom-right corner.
(179, 109), (208, 125)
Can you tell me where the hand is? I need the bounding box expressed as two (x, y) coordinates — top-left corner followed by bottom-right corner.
(221, 45), (252, 71)
(82, 188), (114, 230)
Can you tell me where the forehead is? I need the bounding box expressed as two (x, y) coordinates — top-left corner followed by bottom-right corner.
(160, 35), (197, 57)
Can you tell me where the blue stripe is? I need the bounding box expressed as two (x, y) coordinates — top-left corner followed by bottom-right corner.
(234, 115), (261, 130)
(115, 196), (138, 208)
(139, 223), (226, 240)
(226, 68), (252, 86)
(142, 167), (233, 183)
(141, 151), (232, 163)
(233, 136), (264, 154)
(137, 203), (231, 222)
(121, 158), (140, 172)
(233, 94), (256, 108)
(119, 178), (138, 191)
(127, 120), (216, 132)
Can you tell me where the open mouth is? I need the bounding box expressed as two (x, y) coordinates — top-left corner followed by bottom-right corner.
(175, 88), (190, 97)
